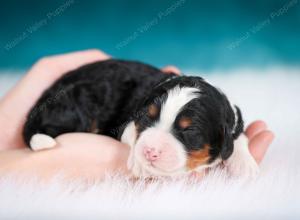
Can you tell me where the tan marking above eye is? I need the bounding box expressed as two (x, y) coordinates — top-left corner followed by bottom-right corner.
(178, 117), (192, 129)
(148, 104), (159, 118)
(186, 144), (211, 170)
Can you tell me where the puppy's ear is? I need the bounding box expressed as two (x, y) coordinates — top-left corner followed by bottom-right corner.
(220, 105), (244, 160)
(232, 105), (244, 139)
(220, 126), (234, 160)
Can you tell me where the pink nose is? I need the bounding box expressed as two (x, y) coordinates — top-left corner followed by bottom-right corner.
(143, 147), (161, 162)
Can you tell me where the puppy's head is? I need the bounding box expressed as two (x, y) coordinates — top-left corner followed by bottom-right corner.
(121, 76), (243, 177)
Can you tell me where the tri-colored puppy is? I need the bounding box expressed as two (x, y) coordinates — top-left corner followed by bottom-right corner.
(23, 59), (259, 178)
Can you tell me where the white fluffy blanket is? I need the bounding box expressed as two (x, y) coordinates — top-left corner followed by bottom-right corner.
(0, 68), (299, 219)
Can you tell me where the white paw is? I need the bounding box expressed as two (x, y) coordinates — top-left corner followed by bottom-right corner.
(128, 159), (143, 177)
(127, 152), (150, 178)
(30, 134), (57, 151)
(225, 134), (259, 179)
(226, 154), (259, 179)
(121, 121), (137, 147)
(126, 148), (135, 171)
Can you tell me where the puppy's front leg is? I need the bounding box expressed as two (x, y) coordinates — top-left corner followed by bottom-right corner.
(225, 134), (259, 179)
(120, 121), (141, 175)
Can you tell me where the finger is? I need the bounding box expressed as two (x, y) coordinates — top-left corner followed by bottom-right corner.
(245, 120), (267, 140)
(30, 49), (111, 78)
(48, 49), (111, 73)
(8, 49), (111, 100)
(161, 65), (181, 75)
(248, 130), (274, 164)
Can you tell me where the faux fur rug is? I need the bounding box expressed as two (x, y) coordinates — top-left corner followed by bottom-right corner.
(0, 67), (299, 219)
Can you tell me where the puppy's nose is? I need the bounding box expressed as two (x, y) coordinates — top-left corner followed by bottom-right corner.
(143, 147), (161, 162)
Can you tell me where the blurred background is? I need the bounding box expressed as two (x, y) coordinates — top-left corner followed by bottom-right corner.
(0, 0), (299, 72)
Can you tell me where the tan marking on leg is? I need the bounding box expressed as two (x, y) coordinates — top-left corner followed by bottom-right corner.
(90, 119), (99, 133)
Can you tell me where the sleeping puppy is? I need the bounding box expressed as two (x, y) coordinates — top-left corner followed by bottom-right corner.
(23, 59), (259, 178)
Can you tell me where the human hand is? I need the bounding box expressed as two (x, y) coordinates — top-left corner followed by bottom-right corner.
(245, 120), (274, 164)
(53, 119), (274, 182)
(0, 49), (180, 150)
(0, 49), (273, 181)
(0, 119), (274, 181)
(190, 120), (274, 180)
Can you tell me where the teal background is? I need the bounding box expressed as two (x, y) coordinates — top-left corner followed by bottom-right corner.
(0, 0), (300, 71)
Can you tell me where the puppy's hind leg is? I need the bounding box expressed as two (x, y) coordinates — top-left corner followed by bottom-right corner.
(30, 134), (57, 151)
(225, 134), (259, 179)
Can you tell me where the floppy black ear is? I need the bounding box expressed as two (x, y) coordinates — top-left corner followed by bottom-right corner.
(220, 126), (234, 160)
(220, 105), (244, 160)
(232, 105), (244, 139)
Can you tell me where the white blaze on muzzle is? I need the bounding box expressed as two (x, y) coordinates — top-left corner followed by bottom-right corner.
(123, 86), (200, 177)
(134, 128), (187, 175)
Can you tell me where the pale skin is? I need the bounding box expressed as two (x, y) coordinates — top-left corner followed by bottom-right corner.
(0, 49), (274, 181)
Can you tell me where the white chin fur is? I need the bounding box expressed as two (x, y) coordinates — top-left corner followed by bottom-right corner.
(30, 134), (57, 151)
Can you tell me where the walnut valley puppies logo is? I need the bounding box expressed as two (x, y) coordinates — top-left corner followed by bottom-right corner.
(227, 0), (298, 50)
(115, 0), (186, 50)
(109, 95), (164, 137)
(109, 109), (146, 137)
(108, 105), (149, 137)
(26, 89), (67, 124)
(3, 0), (75, 51)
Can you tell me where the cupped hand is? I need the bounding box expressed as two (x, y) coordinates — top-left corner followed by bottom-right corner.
(55, 120), (274, 179)
(0, 49), (274, 181)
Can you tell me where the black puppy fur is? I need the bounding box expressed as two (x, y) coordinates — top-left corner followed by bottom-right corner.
(24, 60), (173, 144)
(23, 59), (243, 163)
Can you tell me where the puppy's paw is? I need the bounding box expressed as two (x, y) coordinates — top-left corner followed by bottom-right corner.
(226, 154), (259, 179)
(30, 134), (57, 151)
(225, 134), (259, 179)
